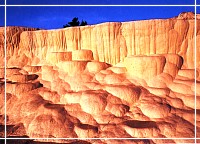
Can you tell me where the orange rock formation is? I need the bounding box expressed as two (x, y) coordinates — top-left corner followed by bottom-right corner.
(0, 12), (199, 143)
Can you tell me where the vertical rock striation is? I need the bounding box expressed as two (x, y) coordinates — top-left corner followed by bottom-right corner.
(1, 12), (199, 69)
(1, 12), (199, 143)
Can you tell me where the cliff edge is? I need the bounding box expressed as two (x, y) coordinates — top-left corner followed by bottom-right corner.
(1, 12), (199, 69)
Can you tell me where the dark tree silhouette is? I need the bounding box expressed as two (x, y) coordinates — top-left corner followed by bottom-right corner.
(80, 20), (87, 26)
(63, 17), (87, 28)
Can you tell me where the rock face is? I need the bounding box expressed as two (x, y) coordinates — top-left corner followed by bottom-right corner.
(1, 12), (199, 69)
(5, 26), (37, 57)
(0, 12), (199, 143)
(124, 55), (166, 79)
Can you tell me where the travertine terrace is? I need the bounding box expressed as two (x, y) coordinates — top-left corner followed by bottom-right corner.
(0, 12), (200, 143)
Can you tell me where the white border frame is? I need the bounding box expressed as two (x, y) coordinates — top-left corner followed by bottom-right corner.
(3, 0), (198, 143)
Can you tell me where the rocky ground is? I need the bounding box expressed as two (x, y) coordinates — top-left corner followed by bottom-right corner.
(0, 12), (199, 144)
(0, 49), (199, 143)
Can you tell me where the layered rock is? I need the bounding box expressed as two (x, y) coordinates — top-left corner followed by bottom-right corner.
(0, 27), (38, 67)
(124, 55), (166, 80)
(2, 12), (199, 69)
(3, 59), (197, 143)
(0, 27), (4, 58)
(5, 27), (37, 57)
(0, 12), (199, 143)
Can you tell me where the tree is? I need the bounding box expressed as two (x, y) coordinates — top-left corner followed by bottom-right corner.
(63, 17), (87, 28)
(80, 20), (87, 26)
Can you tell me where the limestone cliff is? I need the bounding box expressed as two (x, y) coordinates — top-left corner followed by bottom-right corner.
(5, 27), (37, 57)
(3, 12), (200, 69)
(0, 27), (37, 67)
(0, 27), (4, 58)
(1, 12), (200, 143)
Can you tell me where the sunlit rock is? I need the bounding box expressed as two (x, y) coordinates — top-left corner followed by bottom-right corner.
(1, 12), (199, 142)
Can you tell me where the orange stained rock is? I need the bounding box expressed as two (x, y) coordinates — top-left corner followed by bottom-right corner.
(86, 61), (110, 73)
(46, 51), (72, 65)
(1, 12), (199, 142)
(2, 12), (199, 69)
(72, 49), (94, 61)
(56, 61), (88, 76)
(124, 55), (166, 80)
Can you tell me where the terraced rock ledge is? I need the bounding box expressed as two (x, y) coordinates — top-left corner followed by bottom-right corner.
(0, 12), (199, 143)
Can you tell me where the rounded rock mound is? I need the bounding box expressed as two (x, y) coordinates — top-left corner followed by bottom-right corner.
(124, 55), (166, 80)
(46, 52), (72, 64)
(80, 90), (107, 115)
(140, 102), (171, 119)
(105, 85), (141, 105)
(57, 61), (88, 76)
(86, 61), (110, 73)
(72, 49), (93, 61)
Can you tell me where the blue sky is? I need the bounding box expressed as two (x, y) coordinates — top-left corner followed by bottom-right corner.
(0, 7), (4, 26)
(0, 0), (4, 5)
(6, 0), (195, 5)
(6, 6), (195, 30)
(197, 6), (200, 13)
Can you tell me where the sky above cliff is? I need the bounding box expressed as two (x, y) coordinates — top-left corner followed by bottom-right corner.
(5, 0), (195, 5)
(0, 7), (4, 26)
(0, 1), (4, 5)
(5, 6), (196, 30)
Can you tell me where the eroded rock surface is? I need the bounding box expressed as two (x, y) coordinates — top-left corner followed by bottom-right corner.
(0, 12), (199, 143)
